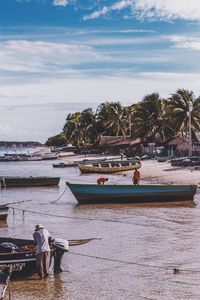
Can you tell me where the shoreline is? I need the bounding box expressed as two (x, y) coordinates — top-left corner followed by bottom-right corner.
(140, 160), (200, 187)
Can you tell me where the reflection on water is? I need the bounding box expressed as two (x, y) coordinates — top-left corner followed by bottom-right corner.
(1, 160), (200, 299)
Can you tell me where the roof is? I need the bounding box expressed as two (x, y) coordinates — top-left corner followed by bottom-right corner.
(164, 136), (187, 146)
(100, 136), (141, 146)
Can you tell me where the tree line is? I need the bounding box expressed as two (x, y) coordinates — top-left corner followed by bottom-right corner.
(45, 89), (200, 147)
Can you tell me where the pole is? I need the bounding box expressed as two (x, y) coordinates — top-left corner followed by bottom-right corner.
(188, 100), (192, 158)
(129, 115), (132, 136)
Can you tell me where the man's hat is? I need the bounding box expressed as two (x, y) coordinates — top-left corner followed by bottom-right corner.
(35, 224), (43, 231)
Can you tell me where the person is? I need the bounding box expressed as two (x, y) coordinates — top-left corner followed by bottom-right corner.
(132, 169), (140, 185)
(97, 177), (108, 185)
(33, 224), (52, 279)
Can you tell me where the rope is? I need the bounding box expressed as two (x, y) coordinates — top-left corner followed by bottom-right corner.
(6, 199), (33, 206)
(68, 251), (200, 274)
(51, 186), (68, 203)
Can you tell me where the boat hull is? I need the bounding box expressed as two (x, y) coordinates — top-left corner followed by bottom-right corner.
(78, 161), (141, 174)
(0, 177), (60, 188)
(66, 182), (197, 204)
(0, 238), (37, 277)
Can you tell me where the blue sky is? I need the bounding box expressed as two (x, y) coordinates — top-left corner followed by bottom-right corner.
(1, 0), (200, 142)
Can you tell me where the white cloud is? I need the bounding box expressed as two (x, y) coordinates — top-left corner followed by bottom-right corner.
(164, 35), (200, 50)
(0, 40), (104, 73)
(84, 0), (200, 22)
(52, 0), (68, 7)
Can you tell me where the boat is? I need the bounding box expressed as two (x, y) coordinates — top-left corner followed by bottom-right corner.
(0, 237), (97, 277)
(52, 162), (78, 168)
(171, 156), (200, 167)
(42, 153), (59, 160)
(74, 158), (107, 165)
(0, 206), (9, 221)
(66, 182), (197, 204)
(78, 160), (141, 174)
(0, 176), (60, 188)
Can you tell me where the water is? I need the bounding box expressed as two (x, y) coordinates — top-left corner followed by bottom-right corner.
(1, 160), (200, 300)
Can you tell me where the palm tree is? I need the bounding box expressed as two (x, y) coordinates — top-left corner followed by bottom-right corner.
(166, 89), (200, 141)
(63, 112), (83, 147)
(131, 93), (172, 143)
(96, 101), (129, 137)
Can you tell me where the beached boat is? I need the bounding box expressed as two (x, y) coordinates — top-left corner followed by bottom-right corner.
(66, 182), (197, 204)
(78, 160), (141, 174)
(74, 158), (108, 165)
(0, 206), (9, 221)
(0, 237), (97, 277)
(52, 162), (78, 168)
(42, 153), (59, 160)
(0, 176), (60, 188)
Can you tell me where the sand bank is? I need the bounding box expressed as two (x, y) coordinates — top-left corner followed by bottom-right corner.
(141, 160), (200, 187)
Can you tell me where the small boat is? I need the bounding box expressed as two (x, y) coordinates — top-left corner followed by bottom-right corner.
(0, 206), (9, 221)
(0, 237), (97, 277)
(42, 153), (59, 160)
(66, 182), (197, 204)
(74, 158), (107, 165)
(0, 176), (60, 188)
(52, 162), (78, 168)
(78, 160), (141, 174)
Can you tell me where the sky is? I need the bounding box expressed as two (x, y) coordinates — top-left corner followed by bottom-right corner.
(1, 0), (200, 142)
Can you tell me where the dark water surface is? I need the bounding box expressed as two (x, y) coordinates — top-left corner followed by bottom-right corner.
(1, 160), (200, 300)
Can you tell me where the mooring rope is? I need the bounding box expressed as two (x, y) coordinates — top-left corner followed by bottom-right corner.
(68, 251), (200, 274)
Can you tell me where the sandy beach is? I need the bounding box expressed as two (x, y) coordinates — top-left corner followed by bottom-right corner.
(141, 159), (200, 187)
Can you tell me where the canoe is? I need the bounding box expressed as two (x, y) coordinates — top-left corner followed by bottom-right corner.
(78, 160), (141, 174)
(0, 176), (60, 188)
(0, 206), (9, 221)
(66, 182), (197, 204)
(0, 237), (97, 277)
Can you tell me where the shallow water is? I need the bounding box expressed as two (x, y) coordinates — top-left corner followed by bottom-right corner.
(1, 160), (200, 300)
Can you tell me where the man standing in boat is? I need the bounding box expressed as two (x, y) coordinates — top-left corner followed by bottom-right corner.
(33, 224), (52, 279)
(132, 169), (140, 185)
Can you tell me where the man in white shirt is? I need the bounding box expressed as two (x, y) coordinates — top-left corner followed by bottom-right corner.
(33, 224), (52, 279)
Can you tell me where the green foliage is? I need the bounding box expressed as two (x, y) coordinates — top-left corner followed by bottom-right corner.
(46, 89), (200, 146)
(45, 133), (66, 146)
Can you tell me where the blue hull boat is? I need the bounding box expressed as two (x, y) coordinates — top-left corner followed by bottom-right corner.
(66, 182), (197, 204)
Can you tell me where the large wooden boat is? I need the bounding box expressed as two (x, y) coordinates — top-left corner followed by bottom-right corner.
(0, 206), (9, 221)
(66, 182), (197, 204)
(78, 160), (141, 174)
(0, 176), (60, 188)
(0, 237), (96, 277)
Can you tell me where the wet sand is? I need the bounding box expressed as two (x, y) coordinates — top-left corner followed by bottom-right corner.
(141, 160), (200, 186)
(0, 157), (200, 300)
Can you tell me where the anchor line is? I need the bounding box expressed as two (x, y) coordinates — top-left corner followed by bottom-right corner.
(68, 251), (200, 274)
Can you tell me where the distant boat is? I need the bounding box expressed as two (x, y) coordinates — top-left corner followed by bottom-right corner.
(42, 153), (59, 160)
(27, 156), (42, 161)
(78, 160), (141, 174)
(0, 176), (60, 188)
(53, 162), (78, 168)
(66, 182), (197, 204)
(0, 205), (9, 221)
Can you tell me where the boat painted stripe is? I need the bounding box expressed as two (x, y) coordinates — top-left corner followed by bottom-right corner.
(0, 258), (35, 264)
